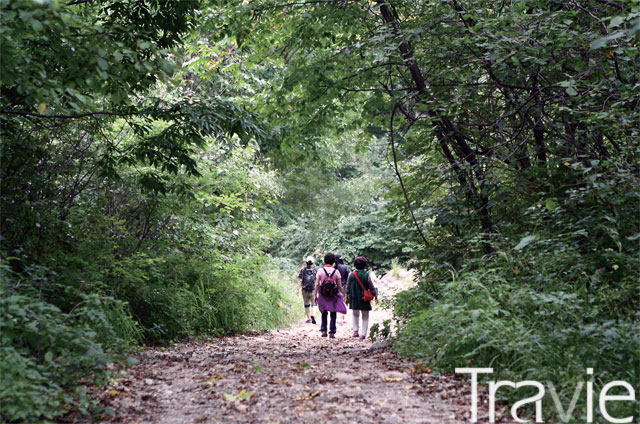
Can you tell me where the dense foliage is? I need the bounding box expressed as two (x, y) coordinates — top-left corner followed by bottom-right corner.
(1, 1), (298, 421)
(213, 0), (639, 421)
(2, 0), (638, 422)
(266, 136), (417, 268)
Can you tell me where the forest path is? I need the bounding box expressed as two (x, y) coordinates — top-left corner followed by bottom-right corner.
(101, 271), (489, 423)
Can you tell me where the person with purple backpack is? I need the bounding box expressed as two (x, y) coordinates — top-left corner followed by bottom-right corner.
(313, 252), (347, 338)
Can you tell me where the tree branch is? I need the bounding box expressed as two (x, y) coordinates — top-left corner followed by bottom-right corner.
(66, 0), (98, 5)
(0, 110), (132, 119)
(389, 103), (430, 249)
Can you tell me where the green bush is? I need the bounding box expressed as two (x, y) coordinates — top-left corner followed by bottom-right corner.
(391, 128), (639, 421)
(394, 246), (639, 422)
(0, 268), (137, 422)
(0, 247), (300, 422)
(100, 251), (301, 342)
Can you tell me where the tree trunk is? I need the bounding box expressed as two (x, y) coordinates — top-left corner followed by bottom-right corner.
(377, 1), (494, 252)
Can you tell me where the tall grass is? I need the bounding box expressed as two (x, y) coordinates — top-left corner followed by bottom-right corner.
(390, 257), (402, 278)
(0, 251), (302, 422)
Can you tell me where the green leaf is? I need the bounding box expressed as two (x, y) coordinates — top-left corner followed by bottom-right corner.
(126, 357), (139, 365)
(31, 19), (43, 31)
(545, 198), (557, 212)
(97, 58), (109, 71)
(609, 16), (624, 28)
(3, 10), (17, 20)
(590, 31), (625, 50)
(514, 235), (536, 251)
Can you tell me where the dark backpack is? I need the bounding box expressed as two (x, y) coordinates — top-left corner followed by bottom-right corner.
(301, 268), (316, 291)
(320, 267), (338, 297)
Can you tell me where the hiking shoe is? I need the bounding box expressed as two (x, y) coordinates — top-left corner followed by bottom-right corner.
(352, 331), (359, 338)
(321, 331), (328, 337)
(360, 335), (366, 340)
(311, 316), (316, 324)
(305, 318), (312, 323)
(329, 333), (336, 339)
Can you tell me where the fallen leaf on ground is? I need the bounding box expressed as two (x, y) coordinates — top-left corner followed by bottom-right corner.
(223, 389), (252, 402)
(414, 362), (431, 374)
(295, 391), (320, 401)
(202, 372), (224, 386)
(295, 362), (314, 369)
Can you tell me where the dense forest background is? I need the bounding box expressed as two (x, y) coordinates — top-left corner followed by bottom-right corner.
(1, 0), (638, 422)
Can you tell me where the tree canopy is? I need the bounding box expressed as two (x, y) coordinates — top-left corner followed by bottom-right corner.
(1, 0), (638, 421)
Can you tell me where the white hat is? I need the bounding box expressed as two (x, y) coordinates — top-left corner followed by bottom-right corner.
(306, 256), (314, 263)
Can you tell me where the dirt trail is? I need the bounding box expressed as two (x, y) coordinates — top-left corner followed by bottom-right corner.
(101, 271), (501, 423)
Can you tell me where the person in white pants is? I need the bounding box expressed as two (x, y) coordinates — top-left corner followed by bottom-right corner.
(345, 256), (378, 340)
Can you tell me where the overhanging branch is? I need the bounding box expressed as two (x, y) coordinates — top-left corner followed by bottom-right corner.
(0, 110), (133, 119)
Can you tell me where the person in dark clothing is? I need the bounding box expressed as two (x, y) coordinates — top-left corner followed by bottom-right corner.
(334, 254), (350, 325)
(297, 256), (317, 324)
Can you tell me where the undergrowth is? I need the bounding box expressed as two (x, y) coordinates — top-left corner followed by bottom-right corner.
(392, 158), (639, 422)
(0, 254), (299, 423)
(393, 238), (639, 422)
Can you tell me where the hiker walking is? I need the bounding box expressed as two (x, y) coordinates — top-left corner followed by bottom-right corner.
(371, 265), (381, 297)
(313, 252), (347, 338)
(334, 254), (350, 325)
(346, 256), (378, 340)
(297, 256), (317, 324)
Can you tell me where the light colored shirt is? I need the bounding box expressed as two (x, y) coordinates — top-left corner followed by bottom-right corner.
(315, 264), (346, 314)
(316, 265), (342, 287)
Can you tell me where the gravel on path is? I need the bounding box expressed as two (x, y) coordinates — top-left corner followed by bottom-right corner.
(100, 272), (509, 423)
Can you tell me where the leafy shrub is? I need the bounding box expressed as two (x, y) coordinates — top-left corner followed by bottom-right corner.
(394, 243), (639, 421)
(99, 250), (301, 342)
(0, 266), (138, 422)
(369, 319), (392, 343)
(389, 114), (639, 420)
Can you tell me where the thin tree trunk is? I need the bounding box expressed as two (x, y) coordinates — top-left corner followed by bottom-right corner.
(378, 1), (494, 252)
(389, 104), (430, 249)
